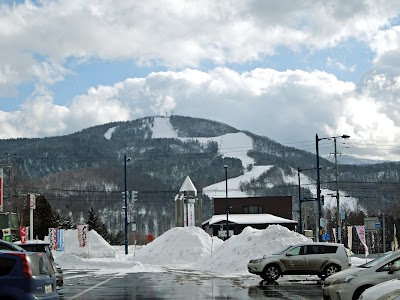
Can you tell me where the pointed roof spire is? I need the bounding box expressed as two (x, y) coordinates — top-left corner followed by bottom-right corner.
(179, 176), (197, 195)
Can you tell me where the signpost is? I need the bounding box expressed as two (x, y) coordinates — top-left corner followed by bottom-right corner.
(29, 194), (36, 240)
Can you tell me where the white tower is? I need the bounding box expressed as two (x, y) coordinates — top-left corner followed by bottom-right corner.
(175, 176), (201, 227)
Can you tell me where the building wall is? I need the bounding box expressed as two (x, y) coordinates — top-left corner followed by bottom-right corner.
(213, 196), (293, 219)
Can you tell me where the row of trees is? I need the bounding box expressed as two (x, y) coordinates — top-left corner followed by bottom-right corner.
(19, 196), (124, 245)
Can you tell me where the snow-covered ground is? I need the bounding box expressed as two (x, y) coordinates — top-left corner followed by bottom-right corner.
(53, 225), (367, 280)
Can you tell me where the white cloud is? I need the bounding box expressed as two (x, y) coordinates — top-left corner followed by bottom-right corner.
(0, 0), (399, 95)
(370, 26), (400, 74)
(1, 65), (400, 160)
(0, 1), (400, 160)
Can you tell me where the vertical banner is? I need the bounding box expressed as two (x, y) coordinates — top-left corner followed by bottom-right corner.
(332, 228), (337, 243)
(394, 224), (399, 251)
(355, 225), (369, 256)
(0, 168), (3, 212)
(347, 226), (353, 251)
(78, 224), (89, 247)
(57, 229), (64, 252)
(20, 227), (27, 244)
(187, 201), (195, 227)
(53, 228), (58, 250)
(49, 228), (55, 249)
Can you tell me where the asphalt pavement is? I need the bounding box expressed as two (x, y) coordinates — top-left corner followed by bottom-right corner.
(59, 269), (324, 300)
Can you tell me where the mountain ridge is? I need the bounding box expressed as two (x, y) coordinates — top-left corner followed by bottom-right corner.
(1, 115), (399, 238)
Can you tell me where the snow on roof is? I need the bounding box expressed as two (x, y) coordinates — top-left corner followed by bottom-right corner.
(179, 176), (197, 194)
(204, 213), (297, 225)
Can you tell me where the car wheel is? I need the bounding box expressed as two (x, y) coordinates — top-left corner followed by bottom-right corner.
(262, 264), (281, 281)
(324, 264), (340, 277)
(352, 285), (372, 300)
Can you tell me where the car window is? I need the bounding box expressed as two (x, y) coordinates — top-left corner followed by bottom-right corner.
(0, 244), (14, 251)
(380, 257), (400, 272)
(306, 245), (319, 255)
(27, 254), (54, 276)
(288, 246), (305, 255)
(321, 245), (338, 254)
(273, 245), (293, 255)
(362, 252), (393, 268)
(0, 257), (16, 276)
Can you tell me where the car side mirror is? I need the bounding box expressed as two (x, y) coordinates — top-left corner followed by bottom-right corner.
(389, 264), (400, 274)
(286, 252), (293, 257)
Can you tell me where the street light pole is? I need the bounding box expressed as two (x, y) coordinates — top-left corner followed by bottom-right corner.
(334, 137), (341, 243)
(224, 165), (229, 239)
(124, 154), (128, 255)
(316, 134), (322, 242)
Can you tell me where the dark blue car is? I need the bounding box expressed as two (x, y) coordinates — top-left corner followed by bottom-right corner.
(0, 250), (59, 300)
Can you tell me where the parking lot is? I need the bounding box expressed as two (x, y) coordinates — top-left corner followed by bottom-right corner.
(59, 269), (324, 300)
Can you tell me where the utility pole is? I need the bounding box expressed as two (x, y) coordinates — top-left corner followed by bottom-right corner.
(316, 134), (322, 242)
(224, 165), (229, 239)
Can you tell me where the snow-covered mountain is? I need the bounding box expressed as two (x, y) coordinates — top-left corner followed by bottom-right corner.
(1, 115), (399, 237)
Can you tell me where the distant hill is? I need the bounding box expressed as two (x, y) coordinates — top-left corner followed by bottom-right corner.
(1, 115), (399, 238)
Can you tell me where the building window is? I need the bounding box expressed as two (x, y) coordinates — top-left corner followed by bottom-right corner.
(243, 206), (263, 214)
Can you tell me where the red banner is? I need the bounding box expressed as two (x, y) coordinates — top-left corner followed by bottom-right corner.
(20, 227), (27, 244)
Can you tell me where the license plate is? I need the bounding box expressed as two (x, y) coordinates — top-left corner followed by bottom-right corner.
(45, 284), (52, 293)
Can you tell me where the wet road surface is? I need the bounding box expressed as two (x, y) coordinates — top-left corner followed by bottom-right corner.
(59, 269), (323, 299)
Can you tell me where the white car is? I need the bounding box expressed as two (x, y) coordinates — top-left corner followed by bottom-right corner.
(322, 251), (400, 300)
(359, 279), (400, 300)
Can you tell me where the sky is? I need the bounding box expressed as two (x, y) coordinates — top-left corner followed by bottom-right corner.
(2, 1), (400, 160)
(53, 226), (368, 280)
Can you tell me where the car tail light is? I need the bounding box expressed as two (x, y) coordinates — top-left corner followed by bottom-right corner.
(8, 252), (33, 278)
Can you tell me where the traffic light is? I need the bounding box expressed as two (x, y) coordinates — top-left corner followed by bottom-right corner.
(321, 195), (325, 206)
(131, 191), (138, 202)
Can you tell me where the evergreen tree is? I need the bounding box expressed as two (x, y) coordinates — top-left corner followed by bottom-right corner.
(87, 207), (101, 232)
(23, 195), (58, 240)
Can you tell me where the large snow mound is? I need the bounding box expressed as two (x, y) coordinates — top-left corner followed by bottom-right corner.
(192, 225), (311, 274)
(134, 227), (223, 265)
(53, 229), (117, 259)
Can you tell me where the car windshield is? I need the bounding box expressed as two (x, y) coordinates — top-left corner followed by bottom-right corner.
(272, 245), (293, 255)
(360, 252), (393, 268)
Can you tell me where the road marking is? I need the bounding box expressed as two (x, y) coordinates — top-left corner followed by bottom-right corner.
(66, 276), (114, 300)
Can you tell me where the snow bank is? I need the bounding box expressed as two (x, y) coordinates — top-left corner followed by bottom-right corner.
(133, 227), (223, 265)
(192, 225), (311, 274)
(54, 229), (116, 259)
(51, 225), (325, 276)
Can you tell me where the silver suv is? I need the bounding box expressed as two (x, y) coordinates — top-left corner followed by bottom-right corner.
(247, 242), (351, 281)
(322, 250), (400, 300)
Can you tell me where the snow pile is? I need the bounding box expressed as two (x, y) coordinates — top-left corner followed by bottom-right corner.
(133, 227), (223, 266)
(192, 225), (311, 273)
(49, 225), (372, 277)
(54, 229), (116, 259)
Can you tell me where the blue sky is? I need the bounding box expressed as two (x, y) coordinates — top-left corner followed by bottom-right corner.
(1, 0), (400, 160)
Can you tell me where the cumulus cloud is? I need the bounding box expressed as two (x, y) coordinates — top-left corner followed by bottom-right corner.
(1, 65), (400, 159)
(0, 0), (399, 95)
(1, 1), (400, 160)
